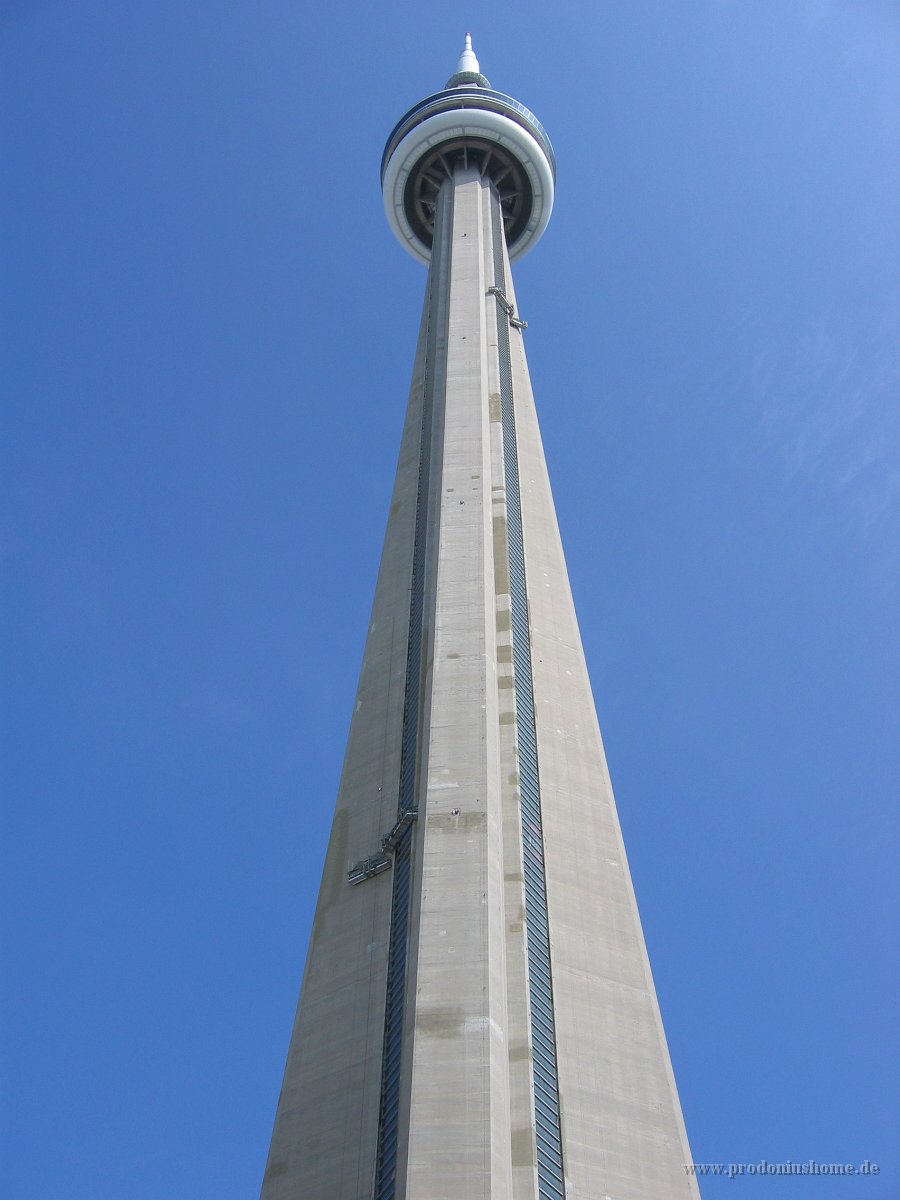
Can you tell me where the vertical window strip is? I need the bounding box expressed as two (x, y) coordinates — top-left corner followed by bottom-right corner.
(373, 184), (451, 1200)
(491, 191), (566, 1200)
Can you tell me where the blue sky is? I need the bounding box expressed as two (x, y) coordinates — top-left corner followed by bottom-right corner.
(3, 2), (898, 1196)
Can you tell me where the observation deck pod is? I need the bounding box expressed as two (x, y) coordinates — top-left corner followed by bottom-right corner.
(381, 53), (556, 265)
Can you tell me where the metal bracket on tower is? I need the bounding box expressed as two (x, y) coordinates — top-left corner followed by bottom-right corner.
(347, 853), (390, 885)
(381, 807), (418, 852)
(347, 808), (419, 885)
(487, 285), (528, 330)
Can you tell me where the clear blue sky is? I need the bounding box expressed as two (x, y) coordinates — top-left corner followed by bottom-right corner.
(3, 2), (898, 1196)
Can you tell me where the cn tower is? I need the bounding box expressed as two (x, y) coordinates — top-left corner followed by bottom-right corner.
(261, 37), (699, 1200)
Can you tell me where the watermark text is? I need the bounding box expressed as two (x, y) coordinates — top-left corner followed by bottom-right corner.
(683, 1160), (880, 1180)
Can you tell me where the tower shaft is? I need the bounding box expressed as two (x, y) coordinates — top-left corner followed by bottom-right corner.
(261, 165), (698, 1199)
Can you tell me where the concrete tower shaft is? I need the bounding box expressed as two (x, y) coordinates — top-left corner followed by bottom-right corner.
(261, 41), (700, 1200)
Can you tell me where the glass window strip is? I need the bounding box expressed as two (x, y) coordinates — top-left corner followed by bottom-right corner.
(491, 189), (566, 1199)
(373, 188), (452, 1200)
(535, 1132), (564, 1163)
(534, 1094), (561, 1125)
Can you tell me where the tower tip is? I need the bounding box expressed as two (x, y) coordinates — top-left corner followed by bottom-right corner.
(445, 32), (490, 90)
(455, 32), (480, 77)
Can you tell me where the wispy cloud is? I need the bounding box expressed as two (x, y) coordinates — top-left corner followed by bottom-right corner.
(752, 305), (900, 532)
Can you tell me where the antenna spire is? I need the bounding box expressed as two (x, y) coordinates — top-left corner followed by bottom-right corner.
(445, 32), (491, 89)
(456, 33), (480, 76)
